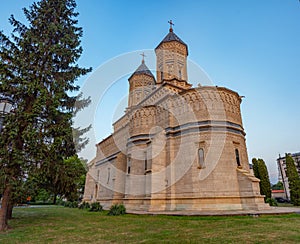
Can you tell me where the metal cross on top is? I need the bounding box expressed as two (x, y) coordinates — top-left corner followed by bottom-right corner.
(168, 20), (174, 32)
(140, 52), (146, 63)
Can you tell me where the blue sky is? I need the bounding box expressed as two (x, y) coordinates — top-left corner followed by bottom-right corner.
(1, 0), (300, 183)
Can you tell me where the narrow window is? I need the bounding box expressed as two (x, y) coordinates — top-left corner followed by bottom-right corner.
(144, 152), (147, 170)
(107, 168), (110, 184)
(161, 71), (164, 81)
(179, 69), (182, 79)
(198, 148), (205, 168)
(136, 91), (141, 103)
(235, 149), (241, 167)
(97, 170), (100, 181)
(127, 155), (131, 174)
(95, 184), (98, 199)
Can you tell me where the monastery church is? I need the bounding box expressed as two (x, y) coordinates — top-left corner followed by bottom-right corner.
(83, 23), (269, 211)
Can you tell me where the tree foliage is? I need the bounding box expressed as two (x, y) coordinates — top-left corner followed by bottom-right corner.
(285, 154), (300, 206)
(72, 91), (92, 153)
(0, 0), (91, 231)
(271, 181), (284, 190)
(37, 155), (87, 203)
(252, 158), (272, 201)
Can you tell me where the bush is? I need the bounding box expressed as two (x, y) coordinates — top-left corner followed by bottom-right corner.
(266, 198), (278, 206)
(291, 198), (300, 206)
(64, 201), (78, 208)
(62, 201), (69, 207)
(89, 202), (103, 212)
(78, 201), (90, 210)
(56, 199), (65, 206)
(108, 204), (126, 216)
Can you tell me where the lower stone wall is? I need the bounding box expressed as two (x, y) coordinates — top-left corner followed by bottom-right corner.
(89, 195), (269, 212)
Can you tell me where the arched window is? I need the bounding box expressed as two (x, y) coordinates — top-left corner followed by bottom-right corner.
(198, 148), (205, 168)
(127, 155), (131, 174)
(235, 149), (241, 167)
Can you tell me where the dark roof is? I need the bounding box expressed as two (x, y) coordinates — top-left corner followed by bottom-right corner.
(155, 29), (188, 52)
(128, 61), (155, 80)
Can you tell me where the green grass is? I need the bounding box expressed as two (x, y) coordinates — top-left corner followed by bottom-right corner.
(277, 203), (297, 207)
(1, 206), (300, 243)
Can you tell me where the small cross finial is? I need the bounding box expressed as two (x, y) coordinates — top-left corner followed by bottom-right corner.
(140, 52), (146, 64)
(168, 20), (174, 32)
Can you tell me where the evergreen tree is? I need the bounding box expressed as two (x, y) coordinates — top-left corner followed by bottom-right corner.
(252, 158), (260, 179)
(0, 0), (91, 231)
(285, 154), (300, 205)
(252, 158), (272, 201)
(73, 92), (92, 153)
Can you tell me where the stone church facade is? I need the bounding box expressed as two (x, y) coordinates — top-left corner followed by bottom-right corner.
(83, 24), (268, 211)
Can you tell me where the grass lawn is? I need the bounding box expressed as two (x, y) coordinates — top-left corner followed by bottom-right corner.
(277, 203), (296, 207)
(1, 206), (300, 243)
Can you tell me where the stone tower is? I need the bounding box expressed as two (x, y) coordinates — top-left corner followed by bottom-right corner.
(128, 57), (156, 108)
(155, 21), (189, 90)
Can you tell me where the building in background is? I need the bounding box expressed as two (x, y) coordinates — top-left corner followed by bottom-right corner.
(277, 152), (300, 200)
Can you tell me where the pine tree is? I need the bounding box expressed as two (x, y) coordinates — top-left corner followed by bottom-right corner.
(0, 0), (91, 231)
(252, 158), (271, 201)
(285, 154), (300, 206)
(73, 92), (92, 153)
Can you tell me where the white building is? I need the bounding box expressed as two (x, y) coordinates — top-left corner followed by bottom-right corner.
(277, 152), (300, 200)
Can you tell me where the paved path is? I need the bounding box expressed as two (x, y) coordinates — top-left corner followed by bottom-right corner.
(127, 207), (300, 216)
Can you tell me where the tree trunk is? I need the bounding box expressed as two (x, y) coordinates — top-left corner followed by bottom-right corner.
(53, 194), (57, 205)
(7, 201), (13, 220)
(0, 185), (12, 231)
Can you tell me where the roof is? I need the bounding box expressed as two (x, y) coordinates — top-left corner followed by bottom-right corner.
(277, 152), (300, 160)
(272, 190), (284, 193)
(128, 61), (155, 80)
(155, 29), (188, 53)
